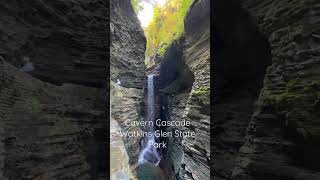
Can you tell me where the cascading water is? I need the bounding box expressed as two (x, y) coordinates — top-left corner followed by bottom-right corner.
(138, 75), (161, 165)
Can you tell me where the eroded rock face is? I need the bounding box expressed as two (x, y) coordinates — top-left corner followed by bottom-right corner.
(179, 1), (210, 179)
(110, 0), (146, 89)
(232, 0), (320, 179)
(0, 59), (107, 179)
(110, 0), (146, 171)
(152, 0), (210, 179)
(0, 0), (108, 179)
(213, 0), (320, 179)
(212, 0), (271, 179)
(0, 0), (108, 87)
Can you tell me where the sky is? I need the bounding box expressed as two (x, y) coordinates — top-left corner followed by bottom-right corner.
(137, 0), (166, 28)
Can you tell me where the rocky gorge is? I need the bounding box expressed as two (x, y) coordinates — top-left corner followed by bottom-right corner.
(213, 0), (320, 179)
(113, 0), (320, 179)
(0, 0), (108, 179)
(110, 0), (210, 179)
(0, 0), (319, 179)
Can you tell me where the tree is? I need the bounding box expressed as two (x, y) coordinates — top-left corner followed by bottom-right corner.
(144, 0), (194, 59)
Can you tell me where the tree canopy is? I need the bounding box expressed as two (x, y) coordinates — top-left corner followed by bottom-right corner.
(131, 0), (194, 67)
(145, 0), (193, 67)
(131, 0), (144, 14)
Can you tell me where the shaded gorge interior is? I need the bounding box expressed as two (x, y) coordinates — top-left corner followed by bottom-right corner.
(211, 0), (320, 179)
(0, 0), (319, 180)
(212, 0), (271, 178)
(111, 0), (210, 179)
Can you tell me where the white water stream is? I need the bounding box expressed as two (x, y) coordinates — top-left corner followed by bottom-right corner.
(138, 75), (161, 165)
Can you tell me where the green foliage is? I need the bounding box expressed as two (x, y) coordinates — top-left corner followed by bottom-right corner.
(194, 87), (210, 95)
(144, 0), (193, 65)
(264, 80), (320, 112)
(131, 0), (143, 14)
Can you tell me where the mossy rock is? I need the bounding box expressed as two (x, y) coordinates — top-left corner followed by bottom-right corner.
(192, 86), (210, 105)
(263, 79), (320, 114)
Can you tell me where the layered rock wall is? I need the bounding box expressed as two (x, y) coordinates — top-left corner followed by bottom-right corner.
(0, 0), (108, 179)
(0, 59), (106, 179)
(213, 0), (320, 179)
(212, 0), (271, 179)
(110, 0), (146, 89)
(110, 0), (146, 169)
(0, 0), (108, 87)
(154, 0), (211, 179)
(179, 0), (210, 179)
(232, 0), (320, 179)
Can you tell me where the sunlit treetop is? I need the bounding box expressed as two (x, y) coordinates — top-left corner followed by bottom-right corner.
(131, 0), (166, 28)
(131, 0), (194, 67)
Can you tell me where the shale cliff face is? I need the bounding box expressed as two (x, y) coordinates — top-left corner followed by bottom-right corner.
(110, 0), (146, 169)
(0, 60), (106, 180)
(233, 0), (320, 179)
(0, 0), (107, 179)
(179, 0), (210, 179)
(152, 0), (210, 179)
(110, 0), (146, 89)
(0, 0), (107, 87)
(213, 0), (320, 179)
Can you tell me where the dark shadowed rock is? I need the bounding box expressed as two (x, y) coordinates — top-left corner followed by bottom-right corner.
(0, 59), (107, 179)
(0, 0), (108, 87)
(213, 0), (320, 179)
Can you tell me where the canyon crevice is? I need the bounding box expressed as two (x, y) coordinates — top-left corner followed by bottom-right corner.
(213, 0), (320, 179)
(148, 0), (210, 179)
(1, 0), (319, 179)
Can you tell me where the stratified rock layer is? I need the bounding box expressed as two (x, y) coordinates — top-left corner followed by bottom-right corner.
(212, 0), (271, 179)
(0, 59), (106, 180)
(0, 0), (108, 87)
(110, 0), (146, 171)
(110, 0), (146, 89)
(0, 0), (108, 179)
(213, 0), (320, 179)
(232, 0), (320, 179)
(153, 0), (210, 179)
(179, 0), (210, 179)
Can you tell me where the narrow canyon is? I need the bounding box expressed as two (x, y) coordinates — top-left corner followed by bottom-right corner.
(0, 0), (319, 180)
(110, 0), (210, 179)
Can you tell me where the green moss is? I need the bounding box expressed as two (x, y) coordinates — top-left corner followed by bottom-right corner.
(194, 87), (209, 94)
(264, 80), (320, 109)
(192, 87), (210, 107)
(30, 97), (41, 112)
(144, 0), (194, 65)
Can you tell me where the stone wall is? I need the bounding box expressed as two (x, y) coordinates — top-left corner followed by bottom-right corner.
(232, 0), (320, 179)
(153, 0), (211, 179)
(0, 0), (108, 87)
(0, 59), (106, 179)
(213, 0), (320, 179)
(0, 0), (108, 179)
(110, 0), (146, 89)
(110, 0), (146, 169)
(179, 0), (210, 179)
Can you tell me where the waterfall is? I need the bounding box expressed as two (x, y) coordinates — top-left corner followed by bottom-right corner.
(138, 75), (161, 165)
